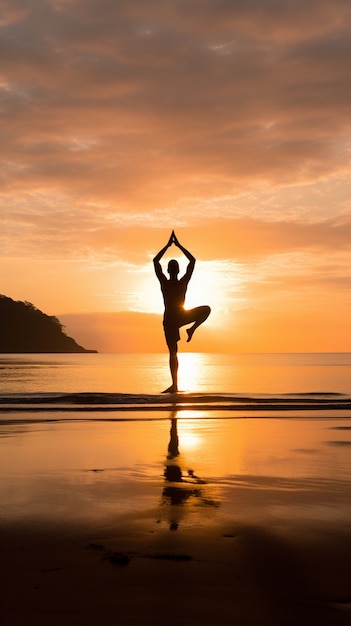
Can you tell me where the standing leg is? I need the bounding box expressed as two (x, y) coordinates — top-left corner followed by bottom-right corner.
(162, 345), (178, 393)
(185, 305), (211, 343)
(169, 348), (178, 391)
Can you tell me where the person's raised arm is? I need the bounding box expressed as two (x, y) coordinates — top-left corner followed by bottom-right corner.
(153, 233), (173, 281)
(172, 232), (195, 279)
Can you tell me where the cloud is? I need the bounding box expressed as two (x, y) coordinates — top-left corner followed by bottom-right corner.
(2, 198), (351, 266)
(175, 217), (351, 260)
(1, 0), (351, 219)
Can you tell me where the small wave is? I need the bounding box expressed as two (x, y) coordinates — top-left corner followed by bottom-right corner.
(0, 391), (350, 414)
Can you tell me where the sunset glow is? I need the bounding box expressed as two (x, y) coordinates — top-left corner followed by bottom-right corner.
(177, 353), (208, 392)
(1, 1), (351, 353)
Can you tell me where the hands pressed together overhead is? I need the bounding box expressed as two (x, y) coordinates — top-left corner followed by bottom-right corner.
(168, 230), (180, 247)
(154, 230), (195, 268)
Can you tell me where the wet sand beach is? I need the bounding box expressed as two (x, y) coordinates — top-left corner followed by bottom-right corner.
(1, 402), (351, 625)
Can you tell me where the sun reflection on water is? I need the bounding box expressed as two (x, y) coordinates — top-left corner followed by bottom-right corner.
(177, 352), (207, 392)
(176, 426), (201, 452)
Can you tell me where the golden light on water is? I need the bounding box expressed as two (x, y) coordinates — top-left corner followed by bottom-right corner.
(177, 352), (207, 392)
(175, 414), (204, 452)
(177, 429), (202, 452)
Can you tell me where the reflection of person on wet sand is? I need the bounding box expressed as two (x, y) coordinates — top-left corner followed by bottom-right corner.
(167, 416), (179, 459)
(162, 415), (217, 531)
(153, 231), (211, 393)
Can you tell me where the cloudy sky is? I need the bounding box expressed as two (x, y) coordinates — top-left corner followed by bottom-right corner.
(1, 0), (351, 352)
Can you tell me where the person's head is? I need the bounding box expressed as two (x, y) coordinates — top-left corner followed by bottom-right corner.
(167, 259), (179, 278)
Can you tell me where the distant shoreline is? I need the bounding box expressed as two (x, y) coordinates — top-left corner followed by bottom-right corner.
(0, 295), (98, 354)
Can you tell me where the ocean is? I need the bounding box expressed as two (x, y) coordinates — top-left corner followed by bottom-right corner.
(1, 351), (351, 396)
(1, 351), (350, 424)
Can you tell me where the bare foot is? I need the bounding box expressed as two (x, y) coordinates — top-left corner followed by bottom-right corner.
(186, 328), (194, 343)
(162, 385), (178, 394)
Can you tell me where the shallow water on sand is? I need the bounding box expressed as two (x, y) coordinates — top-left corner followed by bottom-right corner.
(1, 414), (350, 532)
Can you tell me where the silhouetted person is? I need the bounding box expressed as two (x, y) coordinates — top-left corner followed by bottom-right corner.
(153, 231), (211, 393)
(168, 416), (179, 459)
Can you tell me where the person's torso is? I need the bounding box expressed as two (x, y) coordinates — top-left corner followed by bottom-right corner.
(161, 276), (188, 316)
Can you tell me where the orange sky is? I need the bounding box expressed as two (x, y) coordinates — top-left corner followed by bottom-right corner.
(1, 0), (351, 352)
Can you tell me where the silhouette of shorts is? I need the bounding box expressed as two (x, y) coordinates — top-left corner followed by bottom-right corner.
(163, 316), (181, 349)
(163, 309), (196, 349)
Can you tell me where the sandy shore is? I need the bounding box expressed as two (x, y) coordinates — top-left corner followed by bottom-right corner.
(2, 517), (351, 625)
(1, 414), (351, 625)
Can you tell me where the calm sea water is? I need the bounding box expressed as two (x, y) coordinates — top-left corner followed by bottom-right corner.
(0, 352), (350, 395)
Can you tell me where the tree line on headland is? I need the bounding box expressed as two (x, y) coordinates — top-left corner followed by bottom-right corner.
(0, 295), (97, 353)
